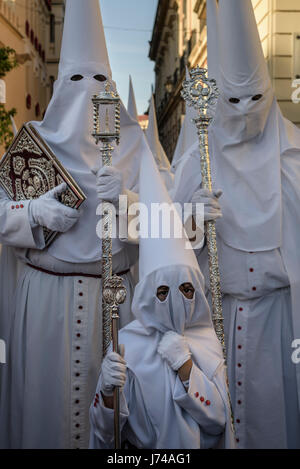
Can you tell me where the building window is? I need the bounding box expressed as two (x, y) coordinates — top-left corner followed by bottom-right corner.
(44, 0), (52, 11)
(35, 103), (40, 117)
(50, 14), (55, 43)
(25, 21), (30, 37)
(49, 76), (55, 97)
(26, 94), (31, 110)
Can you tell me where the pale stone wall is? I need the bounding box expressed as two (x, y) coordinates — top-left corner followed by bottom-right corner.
(252, 0), (300, 124)
(0, 0), (64, 154)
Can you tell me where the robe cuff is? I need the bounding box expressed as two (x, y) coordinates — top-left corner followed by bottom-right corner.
(173, 364), (226, 435)
(90, 387), (129, 447)
(0, 200), (44, 249)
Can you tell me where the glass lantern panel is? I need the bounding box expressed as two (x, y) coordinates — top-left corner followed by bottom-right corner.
(99, 103), (116, 135)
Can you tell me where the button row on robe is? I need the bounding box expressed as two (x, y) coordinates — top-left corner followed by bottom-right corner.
(235, 306), (245, 446)
(11, 204), (24, 209)
(194, 392), (211, 405)
(94, 393), (100, 408)
(72, 278), (87, 449)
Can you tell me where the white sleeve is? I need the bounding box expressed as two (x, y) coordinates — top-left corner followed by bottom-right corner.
(119, 189), (140, 245)
(168, 151), (201, 205)
(173, 363), (226, 436)
(0, 193), (45, 249)
(89, 374), (130, 449)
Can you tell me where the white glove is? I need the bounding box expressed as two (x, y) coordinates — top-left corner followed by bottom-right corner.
(191, 188), (223, 222)
(157, 331), (191, 371)
(30, 183), (80, 233)
(92, 166), (124, 205)
(100, 349), (127, 397)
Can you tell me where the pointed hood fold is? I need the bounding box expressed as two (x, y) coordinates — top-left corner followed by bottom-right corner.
(206, 0), (219, 82)
(218, 0), (270, 95)
(145, 95), (173, 189)
(59, 0), (111, 79)
(145, 95), (170, 171)
(127, 76), (139, 121)
(138, 151), (198, 282)
(171, 68), (198, 173)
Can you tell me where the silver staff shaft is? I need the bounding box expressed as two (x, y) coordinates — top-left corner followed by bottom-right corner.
(100, 142), (114, 357)
(103, 276), (127, 450)
(194, 115), (226, 359)
(181, 67), (235, 431)
(181, 67), (226, 357)
(92, 83), (125, 449)
(112, 306), (121, 449)
(100, 143), (122, 449)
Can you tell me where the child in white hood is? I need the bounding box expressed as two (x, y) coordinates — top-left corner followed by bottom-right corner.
(89, 151), (235, 449)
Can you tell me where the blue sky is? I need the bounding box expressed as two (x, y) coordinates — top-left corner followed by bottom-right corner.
(100, 0), (158, 115)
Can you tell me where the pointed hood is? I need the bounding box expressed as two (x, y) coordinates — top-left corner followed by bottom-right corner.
(28, 0), (152, 264)
(145, 95), (173, 189)
(145, 95), (170, 171)
(171, 68), (198, 173)
(133, 149), (212, 334)
(127, 75), (139, 121)
(138, 150), (199, 281)
(59, 0), (111, 79)
(218, 0), (270, 95)
(206, 0), (219, 82)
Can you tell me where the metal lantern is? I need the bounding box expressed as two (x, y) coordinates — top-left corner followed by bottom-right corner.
(92, 81), (120, 145)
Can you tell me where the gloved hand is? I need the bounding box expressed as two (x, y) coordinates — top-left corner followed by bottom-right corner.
(92, 166), (124, 205)
(100, 348), (127, 397)
(30, 183), (80, 233)
(191, 188), (223, 222)
(157, 331), (191, 371)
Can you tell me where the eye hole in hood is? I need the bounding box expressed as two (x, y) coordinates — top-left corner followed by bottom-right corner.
(70, 74), (84, 81)
(94, 74), (107, 82)
(179, 283), (195, 300)
(156, 285), (170, 302)
(229, 97), (240, 104)
(252, 94), (263, 101)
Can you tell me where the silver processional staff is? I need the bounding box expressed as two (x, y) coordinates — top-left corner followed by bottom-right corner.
(182, 67), (235, 431)
(92, 81), (127, 449)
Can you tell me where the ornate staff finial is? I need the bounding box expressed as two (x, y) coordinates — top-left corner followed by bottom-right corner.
(181, 66), (219, 119)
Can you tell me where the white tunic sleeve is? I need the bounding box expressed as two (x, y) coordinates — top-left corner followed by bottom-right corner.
(0, 192), (45, 249)
(89, 375), (130, 449)
(119, 189), (140, 245)
(173, 363), (226, 436)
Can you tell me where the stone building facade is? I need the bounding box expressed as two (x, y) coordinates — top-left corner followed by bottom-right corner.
(149, 0), (300, 160)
